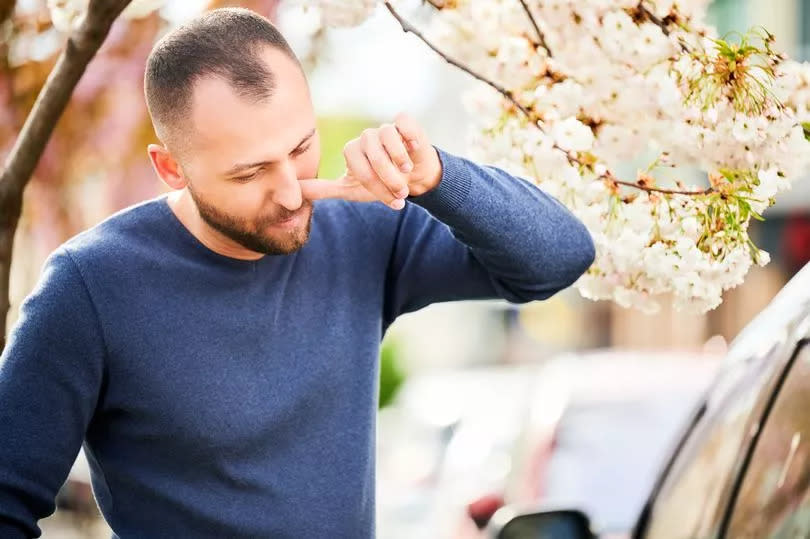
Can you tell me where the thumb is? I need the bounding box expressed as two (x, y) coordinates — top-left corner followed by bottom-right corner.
(299, 173), (377, 202)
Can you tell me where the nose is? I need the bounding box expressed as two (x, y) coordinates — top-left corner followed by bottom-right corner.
(271, 160), (304, 211)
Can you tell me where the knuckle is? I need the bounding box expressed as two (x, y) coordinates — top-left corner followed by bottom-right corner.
(364, 146), (383, 164)
(396, 115), (413, 132)
(367, 153), (385, 169)
(384, 174), (406, 193)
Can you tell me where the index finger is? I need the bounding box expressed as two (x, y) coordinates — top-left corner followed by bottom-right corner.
(299, 176), (376, 202)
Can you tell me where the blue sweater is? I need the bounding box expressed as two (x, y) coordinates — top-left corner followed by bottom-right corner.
(0, 146), (594, 538)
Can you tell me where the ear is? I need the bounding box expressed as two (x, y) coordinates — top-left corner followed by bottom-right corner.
(148, 144), (187, 190)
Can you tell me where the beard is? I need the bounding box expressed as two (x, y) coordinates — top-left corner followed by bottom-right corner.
(186, 184), (313, 256)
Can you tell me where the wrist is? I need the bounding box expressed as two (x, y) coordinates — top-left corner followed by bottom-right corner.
(408, 146), (442, 197)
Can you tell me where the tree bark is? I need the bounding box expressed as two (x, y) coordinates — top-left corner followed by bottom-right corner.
(0, 0), (132, 352)
(0, 0), (14, 25)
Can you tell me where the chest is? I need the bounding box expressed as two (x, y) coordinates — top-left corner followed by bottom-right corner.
(95, 260), (384, 454)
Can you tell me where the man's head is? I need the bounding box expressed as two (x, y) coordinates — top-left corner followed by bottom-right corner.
(144, 8), (320, 256)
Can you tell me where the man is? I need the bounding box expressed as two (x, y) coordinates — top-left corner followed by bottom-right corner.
(0, 7), (594, 539)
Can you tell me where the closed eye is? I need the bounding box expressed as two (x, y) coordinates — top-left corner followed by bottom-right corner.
(232, 171), (260, 183)
(230, 144), (312, 183)
(294, 143), (311, 156)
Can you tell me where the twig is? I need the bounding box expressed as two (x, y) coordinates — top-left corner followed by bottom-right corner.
(610, 177), (712, 196)
(383, 1), (711, 198)
(518, 0), (552, 57)
(638, 1), (690, 53)
(639, 2), (669, 36)
(383, 1), (535, 120)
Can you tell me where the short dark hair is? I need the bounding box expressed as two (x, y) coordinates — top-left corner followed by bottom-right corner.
(144, 7), (300, 149)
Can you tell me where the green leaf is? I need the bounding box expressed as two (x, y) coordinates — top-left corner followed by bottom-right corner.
(802, 122), (810, 142)
(739, 200), (750, 222)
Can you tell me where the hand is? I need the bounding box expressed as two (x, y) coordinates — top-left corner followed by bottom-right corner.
(300, 112), (442, 210)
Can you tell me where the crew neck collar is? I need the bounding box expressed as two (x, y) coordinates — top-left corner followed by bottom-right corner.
(155, 193), (276, 269)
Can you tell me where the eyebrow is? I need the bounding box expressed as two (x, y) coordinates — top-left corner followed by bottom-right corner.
(223, 128), (316, 176)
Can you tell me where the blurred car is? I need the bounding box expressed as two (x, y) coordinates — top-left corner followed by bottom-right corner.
(488, 261), (810, 539)
(376, 349), (719, 539)
(459, 350), (719, 536)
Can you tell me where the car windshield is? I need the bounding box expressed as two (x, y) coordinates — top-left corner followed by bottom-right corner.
(639, 262), (810, 538)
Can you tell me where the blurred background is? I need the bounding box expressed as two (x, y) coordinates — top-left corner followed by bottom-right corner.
(3, 0), (810, 537)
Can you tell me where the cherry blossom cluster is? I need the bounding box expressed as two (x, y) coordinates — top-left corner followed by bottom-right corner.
(291, 0), (810, 312)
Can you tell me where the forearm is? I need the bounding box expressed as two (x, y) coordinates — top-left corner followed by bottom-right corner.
(406, 146), (595, 301)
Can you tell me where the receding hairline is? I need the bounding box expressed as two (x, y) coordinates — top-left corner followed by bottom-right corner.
(143, 7), (302, 153)
(151, 47), (303, 152)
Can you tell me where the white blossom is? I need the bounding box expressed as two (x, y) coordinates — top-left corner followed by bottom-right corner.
(551, 118), (595, 152)
(48, 0), (164, 32)
(122, 0), (166, 20)
(47, 0), (88, 32)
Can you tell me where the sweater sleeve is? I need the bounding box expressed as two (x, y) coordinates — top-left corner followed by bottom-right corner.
(382, 145), (595, 324)
(0, 248), (106, 538)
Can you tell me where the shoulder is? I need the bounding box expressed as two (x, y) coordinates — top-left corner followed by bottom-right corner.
(19, 246), (95, 330)
(59, 195), (168, 270)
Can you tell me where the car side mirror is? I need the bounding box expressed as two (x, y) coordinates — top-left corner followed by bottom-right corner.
(489, 507), (595, 539)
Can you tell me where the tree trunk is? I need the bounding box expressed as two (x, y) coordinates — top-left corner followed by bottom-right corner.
(0, 0), (133, 353)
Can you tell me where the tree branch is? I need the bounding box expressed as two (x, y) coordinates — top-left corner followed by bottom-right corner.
(1, 0), (132, 203)
(518, 0), (552, 58)
(383, 2), (536, 122)
(383, 1), (711, 198)
(0, 0), (14, 26)
(0, 0), (132, 350)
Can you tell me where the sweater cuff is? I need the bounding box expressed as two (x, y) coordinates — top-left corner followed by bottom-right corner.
(406, 145), (472, 215)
